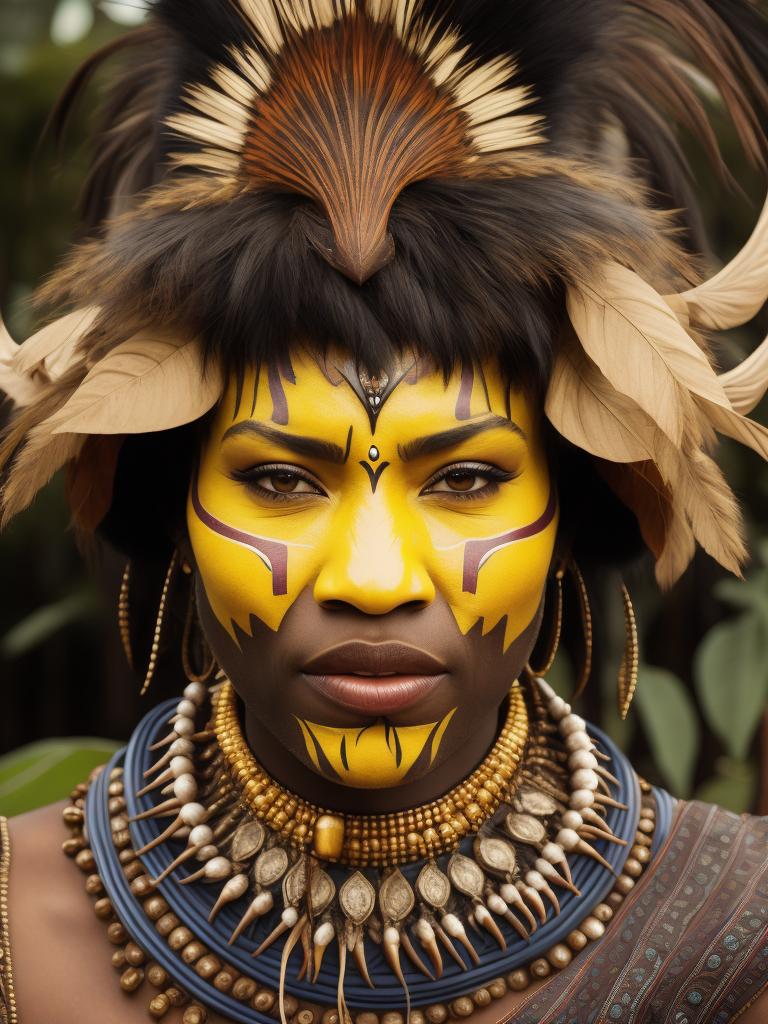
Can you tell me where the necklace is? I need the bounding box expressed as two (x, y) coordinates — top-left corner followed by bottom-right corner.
(214, 679), (529, 867)
(62, 675), (652, 1024)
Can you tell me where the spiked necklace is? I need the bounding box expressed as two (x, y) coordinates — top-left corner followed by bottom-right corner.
(63, 675), (652, 1024)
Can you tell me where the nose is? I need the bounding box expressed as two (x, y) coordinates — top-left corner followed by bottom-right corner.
(313, 501), (435, 614)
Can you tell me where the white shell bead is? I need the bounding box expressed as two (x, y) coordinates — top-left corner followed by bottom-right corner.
(475, 905), (492, 926)
(221, 874), (249, 899)
(571, 768), (599, 791)
(559, 714), (586, 736)
(500, 883), (519, 904)
(384, 926), (400, 945)
(486, 893), (507, 915)
(548, 697), (570, 720)
(189, 824), (213, 846)
(282, 907), (299, 926)
(556, 828), (580, 851)
(568, 750), (598, 771)
(315, 922), (335, 946)
(204, 856), (232, 880)
(174, 718), (195, 738)
(169, 738), (195, 757)
(442, 914), (465, 938)
(180, 802), (207, 826)
(565, 732), (593, 752)
(171, 756), (195, 778)
(177, 699), (198, 718)
(560, 810), (584, 830)
(525, 871), (547, 890)
(543, 841), (568, 862)
(196, 844), (218, 861)
(252, 891), (273, 916)
(183, 682), (208, 705)
(173, 775), (198, 802)
(570, 789), (595, 810)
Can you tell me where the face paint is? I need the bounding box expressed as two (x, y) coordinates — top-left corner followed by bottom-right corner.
(188, 347), (557, 790)
(295, 709), (456, 788)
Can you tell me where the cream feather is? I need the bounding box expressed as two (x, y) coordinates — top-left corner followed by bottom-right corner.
(673, 189), (768, 330)
(654, 504), (696, 590)
(699, 397), (768, 461)
(0, 317), (44, 407)
(545, 328), (662, 463)
(568, 263), (730, 449)
(48, 334), (222, 436)
(718, 332), (768, 414)
(12, 307), (99, 377)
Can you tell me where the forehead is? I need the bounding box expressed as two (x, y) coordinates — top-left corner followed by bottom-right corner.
(212, 349), (538, 439)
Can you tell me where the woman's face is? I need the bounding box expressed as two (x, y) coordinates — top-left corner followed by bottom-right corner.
(187, 349), (557, 789)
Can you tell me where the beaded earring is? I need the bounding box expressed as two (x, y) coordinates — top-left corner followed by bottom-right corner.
(118, 561), (133, 671)
(617, 584), (639, 719)
(181, 583), (216, 684)
(529, 564), (565, 676)
(569, 561), (593, 700)
(140, 550), (178, 696)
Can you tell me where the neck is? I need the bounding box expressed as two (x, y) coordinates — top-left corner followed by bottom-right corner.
(243, 703), (504, 814)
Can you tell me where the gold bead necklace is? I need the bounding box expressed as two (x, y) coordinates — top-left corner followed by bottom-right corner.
(214, 679), (528, 867)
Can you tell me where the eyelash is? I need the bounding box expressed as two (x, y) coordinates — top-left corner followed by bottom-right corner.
(232, 463), (326, 501)
(421, 462), (519, 500)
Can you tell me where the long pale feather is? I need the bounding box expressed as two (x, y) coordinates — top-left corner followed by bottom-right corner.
(12, 307), (99, 376)
(568, 264), (730, 448)
(545, 328), (662, 463)
(0, 317), (44, 406)
(48, 334), (222, 435)
(1, 425), (85, 526)
(654, 504), (696, 589)
(718, 332), (768, 414)
(672, 189), (768, 330)
(698, 396), (768, 460)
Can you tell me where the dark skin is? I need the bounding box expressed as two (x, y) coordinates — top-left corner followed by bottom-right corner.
(195, 574), (545, 814)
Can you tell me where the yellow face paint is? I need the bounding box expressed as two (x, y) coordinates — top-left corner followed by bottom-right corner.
(188, 348), (557, 787)
(295, 708), (456, 788)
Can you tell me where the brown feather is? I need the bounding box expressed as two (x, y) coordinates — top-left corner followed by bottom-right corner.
(593, 458), (673, 559)
(64, 434), (125, 531)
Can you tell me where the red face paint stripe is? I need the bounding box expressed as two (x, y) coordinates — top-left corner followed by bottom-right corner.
(462, 480), (557, 594)
(191, 469), (289, 596)
(455, 362), (474, 420)
(268, 361), (289, 424)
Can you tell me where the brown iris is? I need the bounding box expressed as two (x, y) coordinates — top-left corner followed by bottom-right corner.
(444, 472), (477, 491)
(269, 472), (301, 492)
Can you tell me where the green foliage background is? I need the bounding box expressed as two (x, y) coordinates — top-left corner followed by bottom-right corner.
(3, 0), (768, 816)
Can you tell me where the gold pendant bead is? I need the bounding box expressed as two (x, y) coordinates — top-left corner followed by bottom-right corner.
(312, 815), (346, 860)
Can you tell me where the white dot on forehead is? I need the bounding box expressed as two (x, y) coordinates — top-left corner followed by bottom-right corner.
(368, 446), (380, 462)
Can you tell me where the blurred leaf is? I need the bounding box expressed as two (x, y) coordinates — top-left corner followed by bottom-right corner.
(0, 737), (121, 817)
(713, 573), (768, 621)
(694, 756), (757, 814)
(694, 608), (768, 761)
(0, 589), (98, 658)
(634, 665), (700, 797)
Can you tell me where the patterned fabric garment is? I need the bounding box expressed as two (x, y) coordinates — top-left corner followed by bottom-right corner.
(511, 801), (768, 1023)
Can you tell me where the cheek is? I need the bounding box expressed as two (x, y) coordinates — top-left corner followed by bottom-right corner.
(426, 512), (558, 650)
(186, 492), (324, 636)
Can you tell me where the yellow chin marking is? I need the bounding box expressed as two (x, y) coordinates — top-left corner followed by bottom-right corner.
(295, 709), (456, 788)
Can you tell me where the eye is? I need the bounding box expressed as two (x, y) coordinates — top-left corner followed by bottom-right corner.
(233, 463), (326, 499)
(430, 470), (490, 493)
(421, 461), (517, 498)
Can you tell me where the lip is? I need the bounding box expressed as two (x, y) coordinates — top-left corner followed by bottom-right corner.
(302, 642), (447, 715)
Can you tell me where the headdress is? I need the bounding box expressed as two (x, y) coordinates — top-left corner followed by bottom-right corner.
(3, 0), (768, 586)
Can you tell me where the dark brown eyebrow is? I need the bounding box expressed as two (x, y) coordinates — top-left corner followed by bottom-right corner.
(222, 421), (352, 464)
(398, 415), (527, 462)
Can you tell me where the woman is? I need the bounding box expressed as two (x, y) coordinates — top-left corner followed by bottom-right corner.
(3, 1), (768, 1021)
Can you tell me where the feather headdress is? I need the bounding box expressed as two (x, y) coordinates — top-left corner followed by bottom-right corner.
(3, 0), (768, 585)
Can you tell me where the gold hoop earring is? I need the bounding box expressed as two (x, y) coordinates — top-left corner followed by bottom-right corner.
(140, 550), (178, 696)
(617, 583), (639, 720)
(181, 584), (216, 684)
(530, 566), (564, 676)
(569, 560), (593, 701)
(118, 561), (134, 671)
